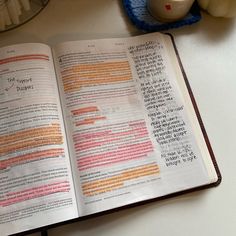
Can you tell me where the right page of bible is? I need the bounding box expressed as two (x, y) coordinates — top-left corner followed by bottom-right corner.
(53, 32), (219, 216)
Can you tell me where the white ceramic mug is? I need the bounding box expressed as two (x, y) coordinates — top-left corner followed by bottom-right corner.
(147, 0), (195, 22)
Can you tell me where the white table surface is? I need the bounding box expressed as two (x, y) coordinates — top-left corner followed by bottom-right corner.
(1, 1), (236, 236)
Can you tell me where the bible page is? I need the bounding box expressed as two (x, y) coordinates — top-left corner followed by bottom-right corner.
(53, 33), (213, 216)
(0, 43), (78, 236)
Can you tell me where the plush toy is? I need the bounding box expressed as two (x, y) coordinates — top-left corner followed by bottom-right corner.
(197, 0), (236, 17)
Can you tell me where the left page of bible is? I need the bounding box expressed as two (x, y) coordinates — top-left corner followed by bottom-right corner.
(0, 43), (78, 236)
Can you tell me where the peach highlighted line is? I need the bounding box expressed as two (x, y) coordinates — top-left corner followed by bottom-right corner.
(0, 54), (49, 65)
(0, 123), (62, 145)
(0, 181), (70, 207)
(82, 164), (159, 196)
(0, 148), (65, 170)
(61, 61), (132, 92)
(0, 123), (63, 156)
(71, 106), (106, 126)
(71, 106), (99, 116)
(0, 137), (63, 157)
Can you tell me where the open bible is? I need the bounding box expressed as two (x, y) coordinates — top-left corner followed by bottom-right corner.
(0, 33), (221, 236)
